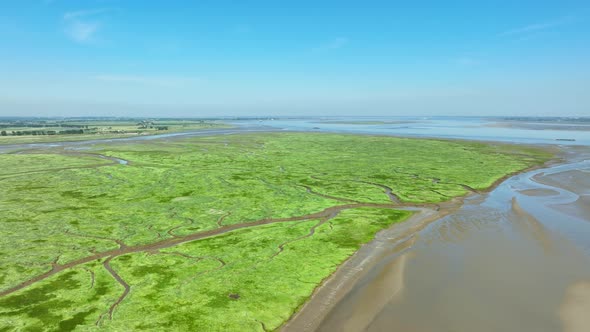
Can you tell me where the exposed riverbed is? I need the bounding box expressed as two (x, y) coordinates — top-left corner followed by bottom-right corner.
(285, 145), (590, 332)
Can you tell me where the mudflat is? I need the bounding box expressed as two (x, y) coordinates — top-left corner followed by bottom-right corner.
(534, 170), (590, 196)
(289, 146), (590, 332)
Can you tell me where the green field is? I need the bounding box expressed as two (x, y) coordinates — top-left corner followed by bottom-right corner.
(0, 133), (552, 331)
(0, 119), (230, 145)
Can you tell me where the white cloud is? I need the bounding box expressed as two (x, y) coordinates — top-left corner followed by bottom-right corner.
(93, 74), (202, 87)
(65, 21), (100, 43)
(500, 16), (574, 36)
(62, 8), (112, 44)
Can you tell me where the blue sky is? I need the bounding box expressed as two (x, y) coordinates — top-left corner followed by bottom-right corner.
(1, 0), (589, 117)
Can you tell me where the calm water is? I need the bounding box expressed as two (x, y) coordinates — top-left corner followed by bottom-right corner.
(233, 117), (590, 146)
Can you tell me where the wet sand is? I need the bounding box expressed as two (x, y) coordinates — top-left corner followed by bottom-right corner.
(533, 169), (590, 221)
(551, 195), (590, 221)
(281, 205), (454, 332)
(534, 170), (590, 196)
(560, 281), (590, 332)
(519, 188), (561, 196)
(285, 146), (590, 332)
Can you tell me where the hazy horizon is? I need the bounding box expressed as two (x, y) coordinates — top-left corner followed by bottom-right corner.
(1, 113), (589, 120)
(1, 1), (589, 117)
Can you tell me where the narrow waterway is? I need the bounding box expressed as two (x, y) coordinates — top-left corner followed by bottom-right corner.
(290, 146), (590, 332)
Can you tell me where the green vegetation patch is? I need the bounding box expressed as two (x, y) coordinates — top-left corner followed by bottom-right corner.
(0, 133), (551, 330)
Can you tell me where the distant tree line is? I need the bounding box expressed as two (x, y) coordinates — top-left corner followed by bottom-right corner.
(0, 123), (89, 129)
(0, 129), (85, 136)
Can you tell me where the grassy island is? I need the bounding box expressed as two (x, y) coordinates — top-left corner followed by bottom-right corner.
(0, 133), (551, 331)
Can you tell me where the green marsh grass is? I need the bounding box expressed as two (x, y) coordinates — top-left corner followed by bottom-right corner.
(0, 133), (552, 330)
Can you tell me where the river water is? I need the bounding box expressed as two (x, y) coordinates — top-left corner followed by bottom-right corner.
(231, 116), (590, 146)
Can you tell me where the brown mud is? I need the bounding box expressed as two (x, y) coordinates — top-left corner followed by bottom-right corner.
(282, 159), (559, 332)
(284, 147), (590, 332)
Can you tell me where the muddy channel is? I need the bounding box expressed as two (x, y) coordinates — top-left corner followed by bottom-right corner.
(285, 146), (590, 332)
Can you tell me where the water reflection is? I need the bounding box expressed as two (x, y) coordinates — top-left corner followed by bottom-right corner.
(236, 117), (590, 146)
